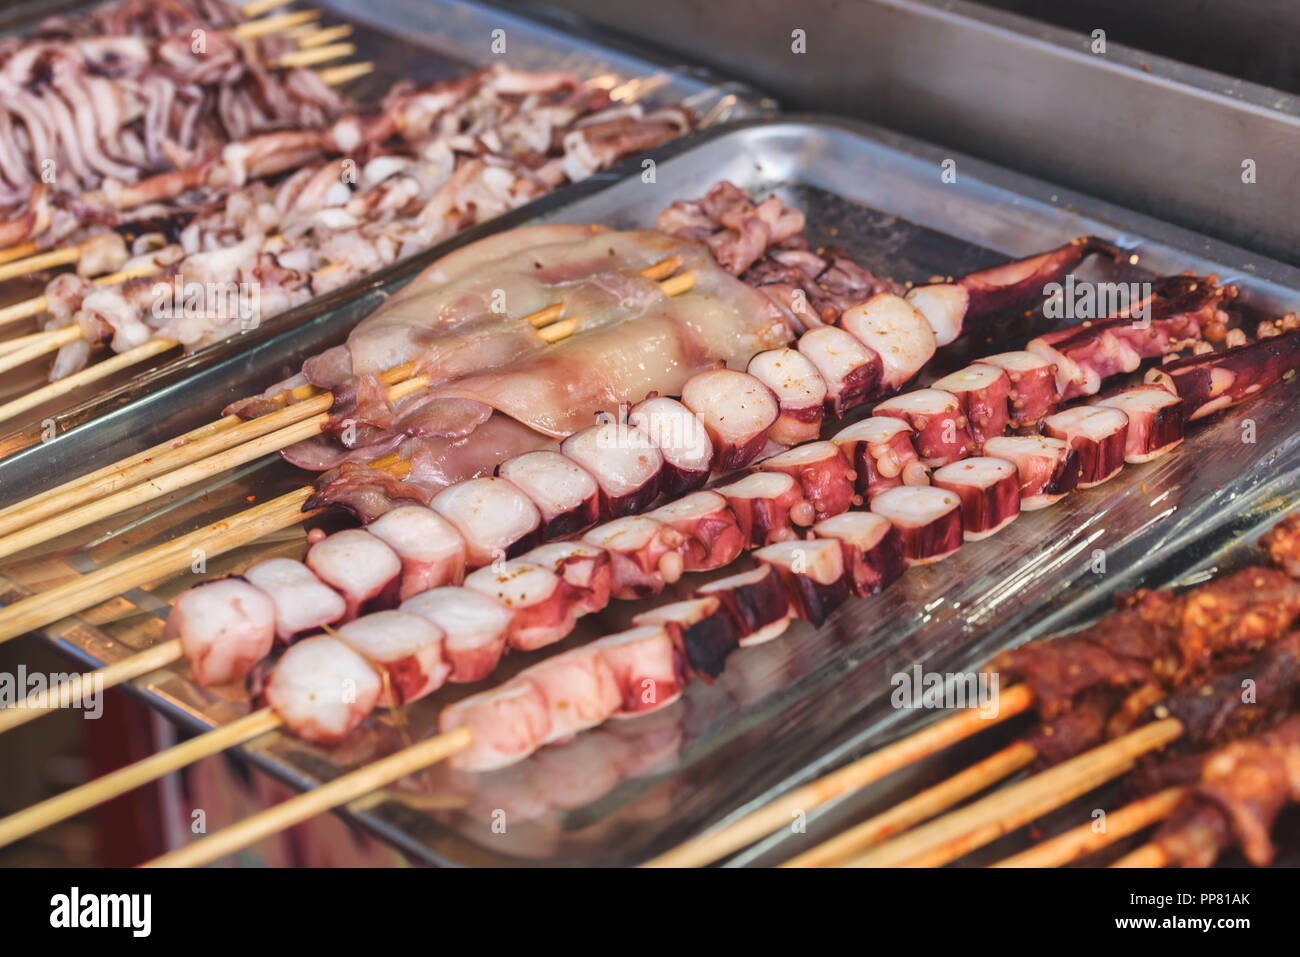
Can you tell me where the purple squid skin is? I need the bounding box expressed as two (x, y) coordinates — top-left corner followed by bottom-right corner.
(958, 236), (1122, 324)
(1156, 330), (1300, 420)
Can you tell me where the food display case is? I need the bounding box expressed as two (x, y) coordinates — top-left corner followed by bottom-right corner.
(0, 0), (1297, 883)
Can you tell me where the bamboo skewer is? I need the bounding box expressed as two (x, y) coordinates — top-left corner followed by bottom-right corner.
(0, 241), (38, 266)
(782, 742), (1037, 868)
(317, 62), (374, 86)
(1111, 843), (1170, 867)
(643, 684), (1036, 867)
(0, 327), (81, 375)
(141, 726), (473, 868)
(0, 487), (315, 644)
(0, 640), (184, 735)
(0, 246), (83, 285)
(841, 719), (1184, 867)
(242, 0), (296, 17)
(232, 9), (320, 38)
(0, 339), (180, 426)
(991, 786), (1186, 868)
(276, 42), (354, 69)
(291, 24), (354, 48)
(0, 708), (282, 849)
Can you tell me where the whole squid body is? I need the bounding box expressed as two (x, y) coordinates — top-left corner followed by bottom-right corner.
(225, 190), (1119, 518)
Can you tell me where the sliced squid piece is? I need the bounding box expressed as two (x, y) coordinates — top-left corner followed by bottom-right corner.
(305, 529), (402, 619)
(592, 625), (685, 717)
(754, 538), (851, 626)
(1094, 388), (1185, 462)
(401, 587), (512, 683)
(758, 440), (859, 521)
(813, 512), (906, 596)
(930, 363), (1012, 451)
(979, 352), (1060, 427)
(560, 422), (663, 518)
(840, 293), (937, 392)
(983, 435), (1079, 510)
(366, 505), (468, 598)
(525, 646), (623, 744)
(797, 325), (884, 416)
(1042, 406), (1130, 488)
(244, 558), (348, 642)
(746, 347), (827, 446)
(696, 564), (792, 647)
(680, 368), (779, 472)
(464, 560), (579, 652)
(869, 486), (963, 565)
(714, 471), (814, 546)
(431, 477), (541, 566)
(335, 610), (450, 704)
(874, 389), (971, 467)
(166, 578), (276, 687)
(634, 596), (740, 679)
(582, 516), (686, 599)
(647, 490), (745, 571)
(498, 450), (600, 538)
(264, 635), (381, 745)
(831, 416), (928, 499)
(440, 679), (551, 772)
(931, 457), (1021, 541)
(905, 283), (969, 346)
(628, 396), (713, 495)
(524, 541), (613, 616)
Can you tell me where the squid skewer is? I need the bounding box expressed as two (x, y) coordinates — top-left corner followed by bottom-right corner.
(0, 287), (1289, 733)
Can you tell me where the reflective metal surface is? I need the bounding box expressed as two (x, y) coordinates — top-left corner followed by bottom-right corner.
(4, 117), (1298, 866)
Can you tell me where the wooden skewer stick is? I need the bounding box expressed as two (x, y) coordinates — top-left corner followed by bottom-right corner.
(990, 786), (1186, 868)
(1110, 843), (1170, 867)
(232, 9), (320, 38)
(0, 311), (584, 559)
(0, 262), (161, 333)
(643, 684), (1036, 867)
(241, 0), (295, 17)
(141, 726), (473, 868)
(0, 487), (315, 644)
(0, 709), (282, 849)
(276, 41), (354, 69)
(842, 719), (1183, 868)
(0, 339), (178, 427)
(0, 246), (82, 285)
(0, 640), (184, 735)
(0, 326), (80, 375)
(0, 258), (687, 534)
(0, 328), (69, 356)
(781, 742), (1037, 868)
(317, 62), (374, 86)
(0, 241), (37, 266)
(293, 24), (353, 48)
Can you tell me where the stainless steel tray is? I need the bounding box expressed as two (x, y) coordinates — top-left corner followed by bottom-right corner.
(5, 116), (1299, 867)
(0, 0), (769, 458)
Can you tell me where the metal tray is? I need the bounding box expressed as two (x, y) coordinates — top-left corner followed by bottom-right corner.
(0, 0), (769, 459)
(4, 116), (1300, 867)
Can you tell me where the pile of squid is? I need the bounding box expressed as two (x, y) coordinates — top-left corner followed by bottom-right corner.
(0, 0), (349, 233)
(164, 231), (1300, 771)
(33, 67), (694, 378)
